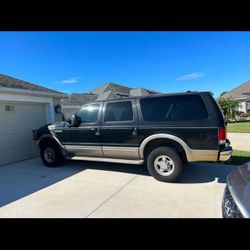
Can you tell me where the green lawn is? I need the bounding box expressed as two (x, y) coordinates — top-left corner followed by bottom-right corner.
(227, 121), (250, 133)
(230, 150), (250, 165)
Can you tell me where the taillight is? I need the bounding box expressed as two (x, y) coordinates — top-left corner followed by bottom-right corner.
(218, 127), (226, 144)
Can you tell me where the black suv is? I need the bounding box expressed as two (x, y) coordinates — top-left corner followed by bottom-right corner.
(33, 92), (232, 182)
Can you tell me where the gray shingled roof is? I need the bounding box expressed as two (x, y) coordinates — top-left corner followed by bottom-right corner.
(130, 87), (160, 96)
(61, 93), (97, 106)
(90, 82), (130, 95)
(0, 74), (66, 95)
(222, 80), (250, 99)
(63, 82), (161, 106)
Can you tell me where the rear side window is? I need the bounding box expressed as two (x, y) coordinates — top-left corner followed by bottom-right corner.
(105, 101), (133, 122)
(140, 95), (209, 122)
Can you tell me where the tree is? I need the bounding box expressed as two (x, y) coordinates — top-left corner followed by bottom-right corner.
(217, 97), (240, 122)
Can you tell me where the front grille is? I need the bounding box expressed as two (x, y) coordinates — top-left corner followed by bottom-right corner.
(222, 186), (243, 218)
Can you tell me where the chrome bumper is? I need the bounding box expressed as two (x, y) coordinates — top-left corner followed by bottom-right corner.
(219, 146), (232, 161)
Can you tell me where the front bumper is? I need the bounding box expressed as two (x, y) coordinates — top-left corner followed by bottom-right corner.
(219, 146), (232, 161)
(222, 185), (243, 218)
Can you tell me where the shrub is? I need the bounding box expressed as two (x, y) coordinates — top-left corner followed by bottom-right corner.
(217, 97), (240, 122)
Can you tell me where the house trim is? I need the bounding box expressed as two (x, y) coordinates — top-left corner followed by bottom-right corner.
(0, 86), (67, 98)
(0, 92), (55, 123)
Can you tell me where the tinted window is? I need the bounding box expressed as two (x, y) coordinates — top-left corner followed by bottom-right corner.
(140, 95), (208, 122)
(75, 104), (100, 123)
(105, 101), (133, 122)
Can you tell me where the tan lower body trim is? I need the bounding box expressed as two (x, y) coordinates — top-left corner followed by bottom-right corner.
(68, 156), (144, 165)
(102, 146), (139, 160)
(65, 145), (103, 157)
(187, 149), (218, 162)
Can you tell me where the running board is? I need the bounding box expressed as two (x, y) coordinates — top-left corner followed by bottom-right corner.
(67, 156), (144, 165)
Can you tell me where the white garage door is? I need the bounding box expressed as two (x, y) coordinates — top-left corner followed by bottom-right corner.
(0, 102), (46, 166)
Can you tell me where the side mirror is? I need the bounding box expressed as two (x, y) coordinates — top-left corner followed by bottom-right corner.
(67, 114), (79, 127)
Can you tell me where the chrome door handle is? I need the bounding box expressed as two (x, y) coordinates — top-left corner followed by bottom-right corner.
(90, 127), (100, 136)
(95, 127), (100, 136)
(132, 127), (137, 136)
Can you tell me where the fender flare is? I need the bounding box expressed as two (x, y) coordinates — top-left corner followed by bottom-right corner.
(39, 134), (66, 152)
(139, 133), (192, 160)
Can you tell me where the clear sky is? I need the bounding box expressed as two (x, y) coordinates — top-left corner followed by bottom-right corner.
(1, 31), (250, 97)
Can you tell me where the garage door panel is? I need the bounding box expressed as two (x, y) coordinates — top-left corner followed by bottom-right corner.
(0, 102), (46, 166)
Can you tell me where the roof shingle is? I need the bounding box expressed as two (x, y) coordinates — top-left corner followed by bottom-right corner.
(222, 80), (250, 99)
(63, 82), (161, 106)
(0, 74), (66, 95)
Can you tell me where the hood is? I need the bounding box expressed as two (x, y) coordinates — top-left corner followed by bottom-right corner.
(227, 162), (250, 217)
(36, 121), (68, 139)
(47, 121), (68, 131)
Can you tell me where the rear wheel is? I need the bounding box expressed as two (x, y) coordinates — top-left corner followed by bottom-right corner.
(40, 143), (64, 167)
(147, 146), (183, 182)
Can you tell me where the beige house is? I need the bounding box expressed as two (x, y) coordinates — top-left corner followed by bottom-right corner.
(222, 80), (250, 114)
(0, 74), (67, 166)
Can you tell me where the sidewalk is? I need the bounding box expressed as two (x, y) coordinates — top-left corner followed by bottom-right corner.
(228, 133), (250, 151)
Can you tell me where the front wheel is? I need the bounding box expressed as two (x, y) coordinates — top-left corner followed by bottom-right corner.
(147, 146), (183, 182)
(40, 143), (64, 167)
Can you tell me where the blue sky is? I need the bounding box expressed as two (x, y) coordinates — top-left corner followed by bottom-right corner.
(1, 31), (250, 97)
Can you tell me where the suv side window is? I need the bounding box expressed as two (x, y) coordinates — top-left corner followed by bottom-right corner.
(105, 101), (133, 122)
(140, 95), (209, 122)
(75, 103), (101, 124)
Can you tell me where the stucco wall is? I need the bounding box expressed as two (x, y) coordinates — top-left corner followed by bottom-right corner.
(62, 107), (80, 119)
(53, 98), (64, 122)
(238, 101), (247, 113)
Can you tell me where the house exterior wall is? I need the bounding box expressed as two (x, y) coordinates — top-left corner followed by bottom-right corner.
(62, 106), (80, 119)
(0, 91), (65, 165)
(0, 92), (56, 123)
(238, 101), (247, 113)
(247, 101), (250, 114)
(53, 98), (63, 122)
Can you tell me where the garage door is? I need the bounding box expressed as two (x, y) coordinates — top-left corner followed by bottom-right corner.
(0, 102), (46, 166)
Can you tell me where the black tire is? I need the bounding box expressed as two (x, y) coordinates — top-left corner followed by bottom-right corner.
(146, 146), (183, 182)
(40, 142), (64, 167)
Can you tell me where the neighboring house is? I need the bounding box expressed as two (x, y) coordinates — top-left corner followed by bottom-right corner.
(61, 93), (97, 119)
(222, 80), (250, 114)
(0, 74), (67, 166)
(62, 82), (160, 118)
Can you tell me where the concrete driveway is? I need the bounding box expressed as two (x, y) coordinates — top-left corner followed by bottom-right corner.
(228, 132), (250, 151)
(0, 158), (237, 218)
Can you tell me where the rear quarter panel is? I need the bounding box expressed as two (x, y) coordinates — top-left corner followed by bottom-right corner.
(136, 93), (223, 150)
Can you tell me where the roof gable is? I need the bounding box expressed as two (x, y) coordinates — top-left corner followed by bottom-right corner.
(222, 80), (250, 99)
(89, 82), (130, 95)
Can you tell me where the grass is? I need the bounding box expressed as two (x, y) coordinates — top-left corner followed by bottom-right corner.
(230, 150), (250, 165)
(227, 121), (250, 133)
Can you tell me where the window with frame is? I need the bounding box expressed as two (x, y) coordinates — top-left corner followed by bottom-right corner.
(140, 95), (209, 122)
(75, 104), (100, 124)
(105, 101), (133, 122)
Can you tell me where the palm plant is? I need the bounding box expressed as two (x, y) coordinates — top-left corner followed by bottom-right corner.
(217, 97), (240, 122)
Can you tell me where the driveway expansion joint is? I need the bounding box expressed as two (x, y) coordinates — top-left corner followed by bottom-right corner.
(85, 175), (138, 218)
